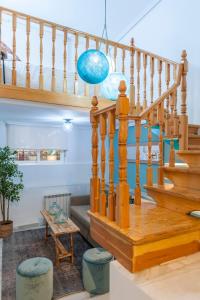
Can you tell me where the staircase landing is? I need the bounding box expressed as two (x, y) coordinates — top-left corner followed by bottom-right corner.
(89, 201), (200, 272)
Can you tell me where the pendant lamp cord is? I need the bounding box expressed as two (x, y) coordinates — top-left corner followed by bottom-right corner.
(101, 0), (108, 40)
(100, 0), (112, 58)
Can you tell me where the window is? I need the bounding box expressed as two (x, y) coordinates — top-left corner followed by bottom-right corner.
(15, 149), (66, 164)
(40, 150), (61, 161)
(15, 150), (37, 161)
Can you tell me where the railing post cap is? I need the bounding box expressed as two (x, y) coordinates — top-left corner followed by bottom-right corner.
(181, 49), (187, 59)
(119, 80), (127, 95)
(91, 95), (98, 107)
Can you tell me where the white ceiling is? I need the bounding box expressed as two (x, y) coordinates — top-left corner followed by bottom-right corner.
(0, 0), (155, 41)
(0, 99), (90, 126)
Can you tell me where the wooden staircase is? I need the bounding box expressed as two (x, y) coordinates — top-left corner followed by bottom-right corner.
(146, 124), (200, 214)
(89, 48), (200, 273)
(188, 124), (200, 150)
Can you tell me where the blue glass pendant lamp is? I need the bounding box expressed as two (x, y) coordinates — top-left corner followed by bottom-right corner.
(77, 49), (109, 84)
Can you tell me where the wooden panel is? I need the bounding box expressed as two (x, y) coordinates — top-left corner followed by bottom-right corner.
(90, 215), (134, 272)
(0, 85), (113, 110)
(134, 239), (200, 272)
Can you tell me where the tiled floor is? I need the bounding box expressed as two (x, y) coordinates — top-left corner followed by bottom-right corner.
(59, 292), (110, 300)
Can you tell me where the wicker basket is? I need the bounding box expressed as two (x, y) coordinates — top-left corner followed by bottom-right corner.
(0, 221), (13, 238)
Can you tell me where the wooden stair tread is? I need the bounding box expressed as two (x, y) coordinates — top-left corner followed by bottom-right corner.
(189, 124), (200, 128)
(189, 134), (200, 138)
(145, 184), (200, 202)
(163, 166), (200, 174)
(188, 145), (200, 150)
(177, 150), (200, 155)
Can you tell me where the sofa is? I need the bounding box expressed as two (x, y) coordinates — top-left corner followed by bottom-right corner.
(70, 195), (98, 247)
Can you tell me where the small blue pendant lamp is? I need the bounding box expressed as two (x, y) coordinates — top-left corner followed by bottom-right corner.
(77, 49), (109, 84)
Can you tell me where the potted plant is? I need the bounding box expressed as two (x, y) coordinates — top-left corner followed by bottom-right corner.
(0, 147), (23, 238)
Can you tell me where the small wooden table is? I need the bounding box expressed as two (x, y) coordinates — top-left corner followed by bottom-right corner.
(41, 209), (80, 267)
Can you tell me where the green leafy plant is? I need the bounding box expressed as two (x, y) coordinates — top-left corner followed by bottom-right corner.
(0, 147), (24, 223)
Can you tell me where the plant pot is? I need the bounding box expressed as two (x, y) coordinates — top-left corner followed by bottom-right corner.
(0, 220), (13, 238)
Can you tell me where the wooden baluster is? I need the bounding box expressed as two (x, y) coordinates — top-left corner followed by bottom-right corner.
(26, 16), (30, 88)
(170, 91), (175, 136)
(150, 56), (154, 104)
(169, 139), (175, 167)
(116, 81), (130, 228)
(135, 118), (141, 205)
(173, 65), (179, 136)
(158, 103), (164, 185)
(12, 13), (17, 85)
(90, 96), (100, 213)
(136, 51), (141, 114)
(0, 8), (2, 83)
(39, 22), (44, 89)
(147, 112), (153, 186)
(122, 48), (125, 74)
(63, 30), (67, 93)
(143, 53), (147, 110)
(114, 46), (117, 72)
(165, 62), (170, 136)
(108, 110), (116, 221)
(84, 36), (90, 96)
(74, 33), (79, 95)
(158, 60), (162, 97)
(94, 39), (100, 97)
(100, 113), (107, 216)
(51, 26), (56, 91)
(179, 50), (188, 150)
(130, 38), (135, 114)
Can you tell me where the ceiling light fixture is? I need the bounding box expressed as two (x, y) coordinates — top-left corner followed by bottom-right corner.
(63, 119), (73, 131)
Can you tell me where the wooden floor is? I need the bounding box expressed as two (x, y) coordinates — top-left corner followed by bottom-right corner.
(89, 201), (200, 272)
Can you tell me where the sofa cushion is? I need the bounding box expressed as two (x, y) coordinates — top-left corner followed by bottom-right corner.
(70, 205), (90, 230)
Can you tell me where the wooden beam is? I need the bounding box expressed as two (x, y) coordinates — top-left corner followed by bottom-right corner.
(0, 85), (113, 111)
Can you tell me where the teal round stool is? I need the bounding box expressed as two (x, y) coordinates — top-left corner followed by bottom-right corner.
(16, 257), (53, 300)
(82, 247), (113, 295)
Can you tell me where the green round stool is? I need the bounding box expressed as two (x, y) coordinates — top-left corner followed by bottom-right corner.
(16, 257), (53, 300)
(82, 247), (113, 295)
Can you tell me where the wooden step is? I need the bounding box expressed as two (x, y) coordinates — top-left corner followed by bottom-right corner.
(188, 134), (200, 146)
(163, 166), (200, 190)
(188, 145), (200, 150)
(177, 150), (200, 167)
(188, 124), (200, 135)
(145, 183), (200, 214)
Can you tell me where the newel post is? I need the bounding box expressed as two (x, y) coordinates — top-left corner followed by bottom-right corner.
(179, 50), (188, 150)
(116, 81), (130, 228)
(90, 96), (100, 213)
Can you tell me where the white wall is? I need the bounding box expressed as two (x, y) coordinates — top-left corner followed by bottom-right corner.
(121, 0), (200, 124)
(0, 121), (7, 147)
(3, 123), (91, 227)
